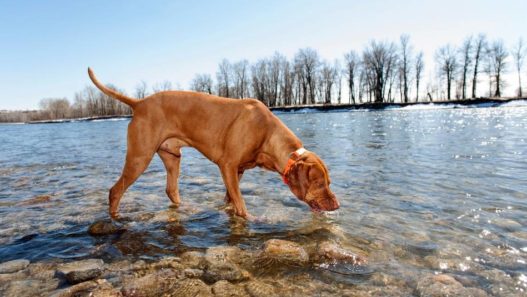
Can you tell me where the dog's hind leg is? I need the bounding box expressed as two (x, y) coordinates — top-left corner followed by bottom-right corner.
(109, 121), (156, 218)
(158, 149), (182, 206)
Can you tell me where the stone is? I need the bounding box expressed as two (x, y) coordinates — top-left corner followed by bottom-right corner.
(170, 278), (213, 297)
(4, 279), (44, 297)
(180, 251), (206, 269)
(18, 195), (51, 206)
(203, 261), (249, 284)
(56, 259), (104, 284)
(88, 220), (125, 236)
(212, 280), (249, 297)
(416, 274), (488, 297)
(0, 259), (30, 273)
(48, 280), (100, 297)
(205, 246), (243, 264)
(183, 268), (203, 278)
(314, 241), (367, 265)
(121, 269), (178, 297)
(245, 281), (277, 297)
(27, 262), (57, 280)
(493, 218), (522, 232)
(260, 239), (309, 265)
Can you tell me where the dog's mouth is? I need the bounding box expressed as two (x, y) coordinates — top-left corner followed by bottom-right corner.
(307, 198), (340, 213)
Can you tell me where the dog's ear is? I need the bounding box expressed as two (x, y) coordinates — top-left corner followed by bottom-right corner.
(287, 161), (310, 200)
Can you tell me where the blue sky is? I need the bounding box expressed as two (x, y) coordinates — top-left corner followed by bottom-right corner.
(1, 0), (526, 109)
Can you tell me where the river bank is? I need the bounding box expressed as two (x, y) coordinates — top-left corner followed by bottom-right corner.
(11, 96), (526, 124)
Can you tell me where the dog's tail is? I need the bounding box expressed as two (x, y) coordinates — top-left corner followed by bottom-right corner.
(88, 67), (139, 108)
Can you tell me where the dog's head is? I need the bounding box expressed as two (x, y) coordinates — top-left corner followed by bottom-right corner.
(285, 152), (340, 212)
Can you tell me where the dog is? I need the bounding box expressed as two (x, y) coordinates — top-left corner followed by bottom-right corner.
(88, 68), (340, 219)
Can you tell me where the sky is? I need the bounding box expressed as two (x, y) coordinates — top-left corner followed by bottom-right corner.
(0, 0), (526, 110)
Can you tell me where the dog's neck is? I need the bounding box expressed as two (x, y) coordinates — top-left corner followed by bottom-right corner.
(268, 132), (303, 175)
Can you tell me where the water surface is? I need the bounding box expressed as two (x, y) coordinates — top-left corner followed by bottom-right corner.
(0, 103), (526, 294)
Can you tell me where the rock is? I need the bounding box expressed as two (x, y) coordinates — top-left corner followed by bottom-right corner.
(18, 195), (51, 206)
(259, 239), (309, 265)
(48, 280), (100, 297)
(493, 218), (522, 232)
(170, 278), (213, 297)
(0, 259), (30, 273)
(180, 251), (205, 269)
(203, 261), (249, 284)
(212, 280), (248, 297)
(314, 241), (367, 265)
(205, 246), (243, 264)
(56, 259), (104, 284)
(121, 269), (178, 297)
(416, 274), (488, 297)
(245, 281), (277, 297)
(4, 279), (43, 297)
(27, 262), (57, 280)
(88, 220), (125, 236)
(183, 268), (203, 278)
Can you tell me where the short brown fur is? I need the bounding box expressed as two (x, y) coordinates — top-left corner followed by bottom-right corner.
(88, 68), (340, 219)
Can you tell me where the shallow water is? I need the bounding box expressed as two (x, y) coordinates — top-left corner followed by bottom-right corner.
(1, 103), (526, 294)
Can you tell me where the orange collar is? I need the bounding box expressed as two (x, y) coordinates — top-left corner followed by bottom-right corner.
(282, 148), (307, 184)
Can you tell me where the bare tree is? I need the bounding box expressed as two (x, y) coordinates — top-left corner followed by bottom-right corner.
(280, 59), (295, 106)
(152, 81), (173, 93)
(436, 44), (458, 100)
(488, 40), (508, 97)
(415, 51), (424, 102)
(216, 59), (232, 98)
(399, 34), (412, 102)
(134, 81), (149, 99)
(512, 38), (526, 97)
(472, 34), (487, 98)
(362, 40), (398, 103)
(190, 74), (214, 94)
(343, 50), (359, 104)
(320, 61), (338, 104)
(267, 53), (283, 106)
(294, 48), (320, 104)
(39, 98), (71, 119)
(232, 60), (250, 98)
(251, 59), (268, 104)
(459, 36), (473, 99)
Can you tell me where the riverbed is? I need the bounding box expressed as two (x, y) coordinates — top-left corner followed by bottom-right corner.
(0, 102), (526, 296)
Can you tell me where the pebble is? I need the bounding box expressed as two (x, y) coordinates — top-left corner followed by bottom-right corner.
(180, 251), (206, 269)
(416, 274), (488, 297)
(56, 259), (104, 284)
(212, 280), (248, 297)
(88, 219), (125, 236)
(260, 239), (309, 265)
(0, 259), (30, 274)
(245, 280), (277, 297)
(314, 241), (367, 264)
(203, 261), (249, 284)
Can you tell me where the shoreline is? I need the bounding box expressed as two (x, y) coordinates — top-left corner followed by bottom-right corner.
(2, 97), (525, 125)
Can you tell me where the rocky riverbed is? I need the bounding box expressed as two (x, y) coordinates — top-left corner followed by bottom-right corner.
(1, 223), (521, 297)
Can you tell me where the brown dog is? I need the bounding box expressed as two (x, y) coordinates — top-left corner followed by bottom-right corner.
(88, 68), (340, 219)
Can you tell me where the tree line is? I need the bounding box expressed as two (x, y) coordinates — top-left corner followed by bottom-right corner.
(1, 33), (525, 123)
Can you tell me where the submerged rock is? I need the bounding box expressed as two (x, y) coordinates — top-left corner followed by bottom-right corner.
(171, 278), (213, 297)
(416, 274), (488, 297)
(259, 239), (309, 265)
(245, 280), (277, 297)
(203, 261), (249, 284)
(0, 259), (30, 273)
(18, 195), (51, 206)
(88, 219), (125, 236)
(313, 241), (367, 265)
(212, 280), (248, 297)
(121, 269), (178, 297)
(180, 251), (206, 269)
(56, 259), (104, 284)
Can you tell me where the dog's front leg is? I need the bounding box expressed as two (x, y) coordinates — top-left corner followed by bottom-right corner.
(220, 165), (249, 218)
(224, 170), (244, 204)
